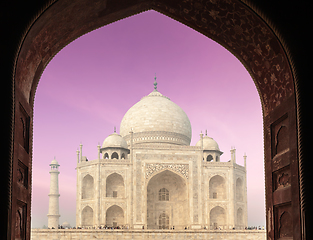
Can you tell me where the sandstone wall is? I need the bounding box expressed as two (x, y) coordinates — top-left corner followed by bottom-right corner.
(31, 229), (266, 240)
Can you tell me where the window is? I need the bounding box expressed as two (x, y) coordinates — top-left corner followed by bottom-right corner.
(213, 192), (217, 199)
(207, 155), (213, 162)
(111, 152), (119, 159)
(159, 188), (169, 201)
(113, 191), (117, 198)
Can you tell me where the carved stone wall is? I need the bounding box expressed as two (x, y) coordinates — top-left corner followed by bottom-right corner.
(145, 163), (189, 180)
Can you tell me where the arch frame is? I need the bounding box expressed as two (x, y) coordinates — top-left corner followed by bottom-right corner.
(105, 172), (125, 198)
(81, 174), (94, 199)
(146, 169), (189, 230)
(209, 205), (227, 230)
(5, 0), (305, 239)
(81, 205), (94, 227)
(209, 174), (226, 200)
(105, 204), (125, 227)
(146, 168), (188, 185)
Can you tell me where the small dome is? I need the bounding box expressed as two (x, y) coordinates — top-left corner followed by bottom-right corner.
(62, 221), (71, 228)
(196, 136), (220, 151)
(50, 159), (59, 166)
(102, 132), (128, 149)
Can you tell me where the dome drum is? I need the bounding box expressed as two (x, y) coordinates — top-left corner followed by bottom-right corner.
(123, 131), (191, 146)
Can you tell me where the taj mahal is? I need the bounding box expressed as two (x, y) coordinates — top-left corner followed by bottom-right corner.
(45, 78), (250, 235)
(71, 78), (248, 231)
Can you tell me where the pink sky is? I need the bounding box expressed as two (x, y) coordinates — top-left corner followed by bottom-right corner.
(32, 10), (265, 228)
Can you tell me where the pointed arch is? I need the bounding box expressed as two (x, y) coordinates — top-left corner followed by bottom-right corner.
(206, 155), (213, 162)
(111, 152), (119, 159)
(106, 205), (124, 228)
(81, 206), (93, 226)
(209, 175), (226, 199)
(106, 173), (124, 198)
(210, 206), (226, 230)
(237, 207), (243, 228)
(82, 174), (94, 199)
(147, 170), (187, 229)
(236, 178), (243, 201)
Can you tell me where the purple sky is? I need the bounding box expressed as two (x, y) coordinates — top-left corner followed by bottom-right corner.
(32, 10), (265, 228)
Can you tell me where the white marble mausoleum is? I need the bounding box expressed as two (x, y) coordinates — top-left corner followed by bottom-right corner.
(75, 80), (248, 230)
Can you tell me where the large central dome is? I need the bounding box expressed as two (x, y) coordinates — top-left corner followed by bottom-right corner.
(120, 89), (192, 146)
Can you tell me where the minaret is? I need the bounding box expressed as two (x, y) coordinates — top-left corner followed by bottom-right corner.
(80, 143), (83, 162)
(230, 146), (236, 163)
(47, 158), (60, 229)
(243, 152), (247, 168)
(200, 131), (204, 161)
(97, 143), (101, 160)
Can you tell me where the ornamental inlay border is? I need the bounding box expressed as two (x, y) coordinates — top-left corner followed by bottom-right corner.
(145, 163), (189, 179)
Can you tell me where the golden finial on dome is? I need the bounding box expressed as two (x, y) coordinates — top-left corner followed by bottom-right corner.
(154, 74), (157, 91)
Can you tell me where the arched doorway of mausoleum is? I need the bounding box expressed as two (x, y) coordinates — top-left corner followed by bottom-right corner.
(81, 206), (94, 227)
(106, 205), (124, 228)
(106, 173), (125, 198)
(210, 206), (226, 230)
(82, 174), (94, 199)
(146, 170), (188, 229)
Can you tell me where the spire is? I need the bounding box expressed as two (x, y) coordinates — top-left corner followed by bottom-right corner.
(205, 129), (207, 136)
(114, 126), (116, 133)
(230, 147), (236, 163)
(154, 74), (158, 91)
(47, 158), (60, 229)
(97, 144), (101, 160)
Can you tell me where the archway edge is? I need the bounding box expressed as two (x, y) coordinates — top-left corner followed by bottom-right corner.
(11, 0), (302, 239)
(146, 168), (187, 186)
(106, 172), (124, 179)
(106, 204), (124, 212)
(15, 0), (294, 117)
(209, 174), (225, 181)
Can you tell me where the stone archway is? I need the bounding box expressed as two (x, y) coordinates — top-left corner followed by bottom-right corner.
(209, 175), (226, 199)
(82, 174), (94, 199)
(106, 205), (124, 228)
(81, 206), (93, 227)
(237, 207), (243, 229)
(8, 0), (303, 239)
(210, 206), (226, 230)
(147, 170), (188, 230)
(106, 173), (124, 198)
(236, 178), (243, 201)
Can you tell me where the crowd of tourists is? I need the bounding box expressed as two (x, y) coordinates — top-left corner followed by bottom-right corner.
(48, 225), (129, 230)
(48, 225), (264, 230)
